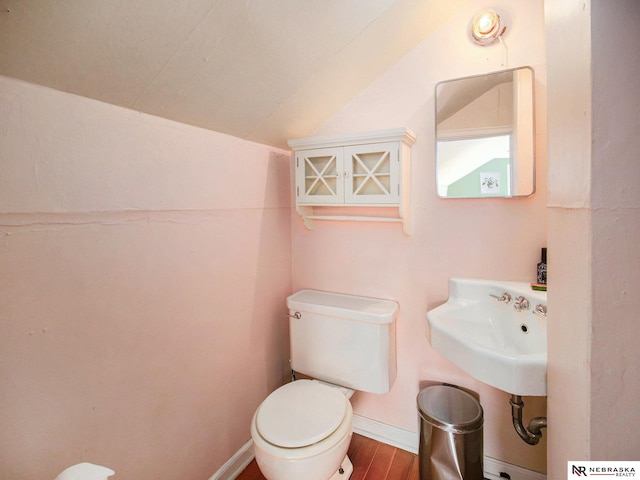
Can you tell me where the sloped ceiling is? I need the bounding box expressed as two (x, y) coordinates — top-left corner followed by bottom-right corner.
(0, 0), (467, 148)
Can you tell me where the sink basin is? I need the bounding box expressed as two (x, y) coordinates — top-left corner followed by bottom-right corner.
(427, 278), (547, 396)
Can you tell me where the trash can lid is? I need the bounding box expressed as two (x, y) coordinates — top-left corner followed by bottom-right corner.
(417, 385), (483, 433)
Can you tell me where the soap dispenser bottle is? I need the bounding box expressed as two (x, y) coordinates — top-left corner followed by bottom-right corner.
(537, 248), (547, 285)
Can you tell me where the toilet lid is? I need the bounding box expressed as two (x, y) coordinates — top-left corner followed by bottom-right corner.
(256, 380), (348, 448)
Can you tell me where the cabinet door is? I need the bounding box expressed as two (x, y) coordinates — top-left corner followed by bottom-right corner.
(296, 147), (344, 205)
(344, 142), (400, 204)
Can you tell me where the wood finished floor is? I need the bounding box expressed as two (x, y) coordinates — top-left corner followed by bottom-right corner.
(237, 433), (490, 479)
(236, 433), (419, 480)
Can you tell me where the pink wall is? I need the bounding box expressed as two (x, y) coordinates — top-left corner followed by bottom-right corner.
(0, 76), (292, 478)
(546, 0), (640, 477)
(589, 0), (640, 459)
(292, 0), (548, 473)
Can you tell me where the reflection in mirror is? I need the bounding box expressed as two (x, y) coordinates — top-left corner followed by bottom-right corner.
(435, 66), (535, 198)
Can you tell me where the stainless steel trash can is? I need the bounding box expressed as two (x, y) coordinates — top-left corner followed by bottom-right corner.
(417, 385), (484, 480)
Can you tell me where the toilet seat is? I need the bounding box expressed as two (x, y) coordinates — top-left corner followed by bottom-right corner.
(256, 380), (348, 448)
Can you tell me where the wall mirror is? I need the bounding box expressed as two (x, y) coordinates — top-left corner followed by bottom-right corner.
(435, 66), (535, 198)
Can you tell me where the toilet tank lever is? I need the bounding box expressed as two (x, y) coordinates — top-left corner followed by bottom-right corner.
(284, 311), (302, 319)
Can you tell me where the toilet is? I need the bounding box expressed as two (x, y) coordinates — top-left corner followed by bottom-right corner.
(251, 289), (398, 480)
(55, 463), (114, 480)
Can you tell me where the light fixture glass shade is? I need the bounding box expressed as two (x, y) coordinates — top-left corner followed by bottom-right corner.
(470, 10), (506, 45)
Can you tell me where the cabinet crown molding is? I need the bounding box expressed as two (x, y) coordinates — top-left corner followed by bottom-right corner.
(288, 127), (416, 151)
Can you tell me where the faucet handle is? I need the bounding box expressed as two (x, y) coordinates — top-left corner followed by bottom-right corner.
(533, 304), (547, 317)
(489, 292), (512, 304)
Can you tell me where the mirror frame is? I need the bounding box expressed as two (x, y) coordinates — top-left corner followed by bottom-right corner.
(435, 66), (536, 199)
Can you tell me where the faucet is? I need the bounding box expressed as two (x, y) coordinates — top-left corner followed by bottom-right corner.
(513, 296), (530, 311)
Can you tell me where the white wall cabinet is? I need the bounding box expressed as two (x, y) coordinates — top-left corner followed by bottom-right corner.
(289, 128), (416, 234)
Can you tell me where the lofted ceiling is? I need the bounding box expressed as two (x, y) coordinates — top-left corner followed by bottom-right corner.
(0, 0), (467, 148)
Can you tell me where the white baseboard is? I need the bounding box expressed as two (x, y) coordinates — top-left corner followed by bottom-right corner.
(353, 414), (546, 480)
(352, 414), (419, 454)
(483, 457), (546, 480)
(208, 439), (254, 480)
(210, 415), (546, 480)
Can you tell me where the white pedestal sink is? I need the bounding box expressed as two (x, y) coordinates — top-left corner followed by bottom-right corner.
(427, 278), (547, 396)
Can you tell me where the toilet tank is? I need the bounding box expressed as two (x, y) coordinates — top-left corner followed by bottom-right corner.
(287, 289), (398, 394)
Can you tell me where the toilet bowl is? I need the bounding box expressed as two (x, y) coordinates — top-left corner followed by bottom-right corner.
(251, 380), (354, 480)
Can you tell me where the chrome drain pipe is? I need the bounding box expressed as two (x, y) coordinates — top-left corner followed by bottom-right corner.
(509, 395), (547, 445)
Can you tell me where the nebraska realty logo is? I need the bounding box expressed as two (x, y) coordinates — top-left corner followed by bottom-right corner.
(569, 461), (638, 477)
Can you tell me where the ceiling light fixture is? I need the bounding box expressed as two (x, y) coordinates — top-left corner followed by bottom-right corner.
(470, 10), (507, 46)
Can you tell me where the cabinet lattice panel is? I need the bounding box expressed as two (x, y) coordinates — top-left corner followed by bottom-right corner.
(350, 150), (392, 197)
(304, 153), (339, 197)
